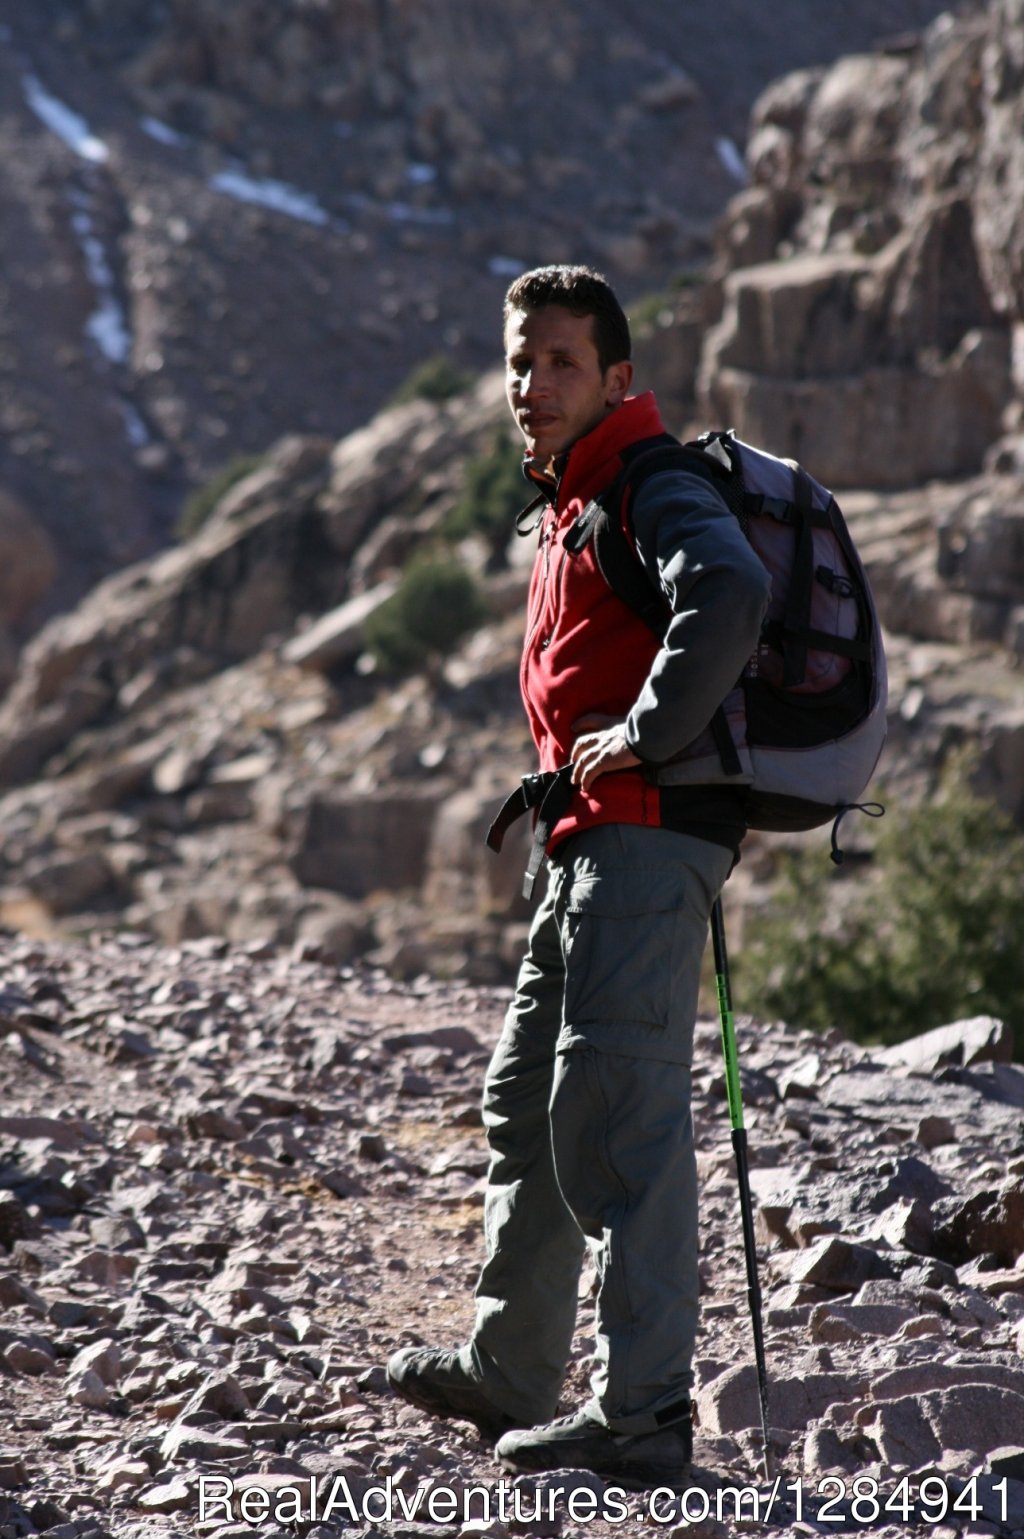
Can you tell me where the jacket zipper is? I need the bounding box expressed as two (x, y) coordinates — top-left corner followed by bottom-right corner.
(525, 506), (557, 647)
(541, 546), (570, 649)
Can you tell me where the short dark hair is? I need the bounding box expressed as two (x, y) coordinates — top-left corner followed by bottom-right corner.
(503, 264), (631, 374)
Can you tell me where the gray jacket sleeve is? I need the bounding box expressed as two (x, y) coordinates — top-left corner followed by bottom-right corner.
(624, 467), (771, 765)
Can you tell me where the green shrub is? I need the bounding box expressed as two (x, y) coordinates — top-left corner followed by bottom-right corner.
(735, 764), (1024, 1055)
(627, 270), (707, 332)
(364, 556), (487, 676)
(628, 290), (676, 333)
(444, 430), (526, 569)
(177, 453), (265, 540)
(389, 354), (474, 407)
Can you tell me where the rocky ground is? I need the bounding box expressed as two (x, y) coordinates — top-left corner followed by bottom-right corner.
(1, 931), (1023, 1539)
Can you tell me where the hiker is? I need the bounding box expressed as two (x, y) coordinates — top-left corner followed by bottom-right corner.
(387, 264), (771, 1484)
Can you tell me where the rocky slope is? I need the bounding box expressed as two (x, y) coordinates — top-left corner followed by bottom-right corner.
(698, 0), (1024, 490)
(1, 933), (1023, 1539)
(1, 0), (1023, 983)
(0, 374), (1022, 984)
(0, 0), (958, 650)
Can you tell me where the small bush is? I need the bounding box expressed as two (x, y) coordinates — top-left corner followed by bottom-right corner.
(177, 454), (265, 540)
(735, 762), (1024, 1055)
(364, 556), (487, 676)
(444, 430), (526, 569)
(627, 270), (707, 333)
(389, 354), (474, 407)
(628, 290), (676, 333)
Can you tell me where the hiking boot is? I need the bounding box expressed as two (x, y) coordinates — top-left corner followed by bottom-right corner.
(495, 1405), (693, 1486)
(385, 1346), (524, 1440)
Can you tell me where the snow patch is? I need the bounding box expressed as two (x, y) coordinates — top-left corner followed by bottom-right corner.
(210, 170), (330, 227)
(488, 256), (526, 278)
(119, 400), (151, 448)
(715, 136), (749, 186)
(344, 190), (452, 229)
(70, 203), (132, 365)
(141, 117), (189, 148)
(384, 200), (453, 227)
(23, 74), (109, 164)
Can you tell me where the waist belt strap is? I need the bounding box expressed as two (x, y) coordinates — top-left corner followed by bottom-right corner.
(486, 765), (575, 899)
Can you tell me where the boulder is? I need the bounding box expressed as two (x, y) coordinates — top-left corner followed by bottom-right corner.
(282, 581), (398, 672)
(784, 1236), (897, 1293)
(859, 1385), (1024, 1465)
(702, 338), (1009, 491)
(932, 1180), (1024, 1266)
(288, 787), (450, 899)
(874, 1015), (1013, 1074)
(697, 1360), (860, 1434)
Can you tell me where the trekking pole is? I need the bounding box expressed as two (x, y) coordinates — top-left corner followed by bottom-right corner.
(710, 895), (773, 1480)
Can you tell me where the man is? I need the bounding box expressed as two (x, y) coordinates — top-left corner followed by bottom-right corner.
(387, 265), (770, 1484)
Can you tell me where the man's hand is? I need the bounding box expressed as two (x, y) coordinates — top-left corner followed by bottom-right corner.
(570, 714), (641, 793)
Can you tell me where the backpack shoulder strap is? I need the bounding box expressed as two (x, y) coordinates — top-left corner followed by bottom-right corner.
(563, 431), (744, 778)
(564, 434), (733, 641)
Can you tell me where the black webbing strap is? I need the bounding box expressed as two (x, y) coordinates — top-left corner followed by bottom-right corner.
(760, 618), (871, 661)
(486, 765), (576, 899)
(743, 491), (833, 529)
(710, 705), (742, 777)
(781, 464), (817, 687)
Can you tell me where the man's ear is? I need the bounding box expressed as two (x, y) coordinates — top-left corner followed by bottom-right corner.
(605, 359), (634, 407)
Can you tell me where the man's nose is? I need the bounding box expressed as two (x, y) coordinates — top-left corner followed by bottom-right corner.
(520, 367), (549, 398)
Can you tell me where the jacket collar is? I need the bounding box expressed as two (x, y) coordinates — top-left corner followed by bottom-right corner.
(520, 392), (666, 510)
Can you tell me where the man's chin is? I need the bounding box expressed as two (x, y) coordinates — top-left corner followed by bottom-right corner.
(524, 433), (567, 462)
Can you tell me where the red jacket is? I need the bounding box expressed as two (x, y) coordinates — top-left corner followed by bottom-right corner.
(521, 393), (668, 846)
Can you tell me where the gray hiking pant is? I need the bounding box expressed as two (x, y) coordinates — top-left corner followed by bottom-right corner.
(461, 822), (733, 1433)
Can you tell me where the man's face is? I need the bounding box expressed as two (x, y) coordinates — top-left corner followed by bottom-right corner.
(504, 304), (633, 463)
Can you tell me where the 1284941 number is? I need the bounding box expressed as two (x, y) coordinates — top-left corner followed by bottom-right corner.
(804, 1474), (1008, 1525)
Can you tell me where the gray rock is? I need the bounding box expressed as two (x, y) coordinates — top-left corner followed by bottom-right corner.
(182, 1371), (252, 1420)
(67, 1367), (113, 1408)
(809, 1299), (918, 1343)
(0, 1115), (97, 1151)
(857, 1393), (942, 1467)
(288, 789), (449, 900)
(785, 1236), (897, 1293)
(160, 1421), (252, 1462)
(696, 1360), (859, 1435)
(136, 1476), (194, 1512)
(318, 1165), (368, 1199)
(874, 1015), (1013, 1073)
(776, 1053), (823, 1100)
(69, 1338), (121, 1386)
(89, 1214), (146, 1251)
(283, 581), (399, 672)
(915, 1114), (958, 1149)
(3, 1339), (57, 1376)
(0, 1456), (29, 1491)
(926, 1384), (1024, 1458)
(932, 1180), (1024, 1266)
(74, 1249), (139, 1286)
(0, 1273), (45, 1312)
(820, 1064), (1021, 1139)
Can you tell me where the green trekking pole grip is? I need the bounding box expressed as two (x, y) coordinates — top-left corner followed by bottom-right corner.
(710, 896), (773, 1480)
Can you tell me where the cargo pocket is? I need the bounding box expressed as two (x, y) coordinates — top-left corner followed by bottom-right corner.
(562, 873), (677, 1030)
(550, 829), (733, 1062)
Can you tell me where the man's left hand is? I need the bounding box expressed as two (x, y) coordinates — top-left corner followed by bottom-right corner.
(570, 716), (641, 793)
